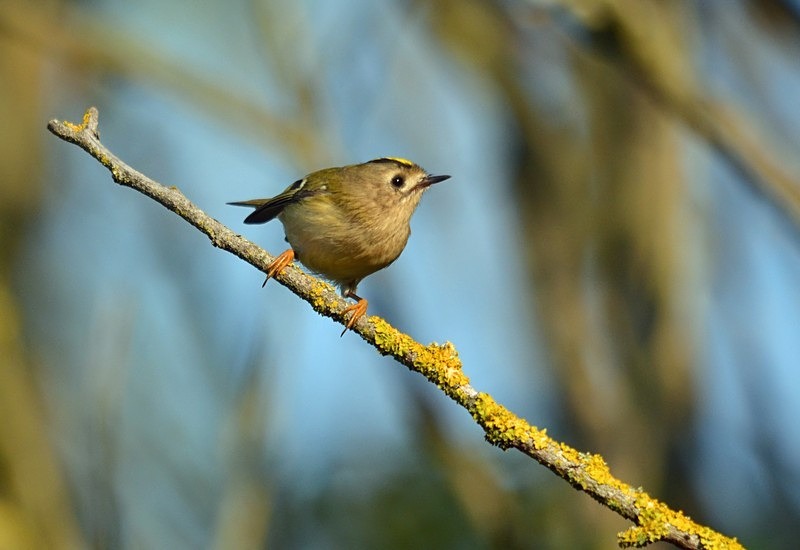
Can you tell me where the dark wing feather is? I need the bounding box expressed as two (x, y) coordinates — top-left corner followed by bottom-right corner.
(228, 187), (319, 225)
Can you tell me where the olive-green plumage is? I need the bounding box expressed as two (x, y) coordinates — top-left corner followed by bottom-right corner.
(229, 157), (450, 305)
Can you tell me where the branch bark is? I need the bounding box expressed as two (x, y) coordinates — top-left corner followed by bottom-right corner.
(47, 107), (743, 550)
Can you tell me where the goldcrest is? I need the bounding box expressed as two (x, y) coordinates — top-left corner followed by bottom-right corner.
(229, 157), (450, 334)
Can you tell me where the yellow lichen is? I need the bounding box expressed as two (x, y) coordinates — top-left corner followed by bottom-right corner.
(471, 393), (549, 450)
(371, 319), (470, 395)
(63, 109), (94, 133)
(618, 492), (744, 549)
(581, 452), (616, 488)
(307, 282), (331, 311)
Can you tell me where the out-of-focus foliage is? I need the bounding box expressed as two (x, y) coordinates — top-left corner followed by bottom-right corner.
(2, 0), (799, 548)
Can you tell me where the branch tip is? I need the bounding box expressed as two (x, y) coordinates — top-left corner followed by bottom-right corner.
(48, 107), (100, 139)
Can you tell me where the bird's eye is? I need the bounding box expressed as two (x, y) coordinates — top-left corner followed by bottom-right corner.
(391, 175), (404, 188)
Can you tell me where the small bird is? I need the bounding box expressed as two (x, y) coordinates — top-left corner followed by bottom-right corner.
(229, 157), (450, 334)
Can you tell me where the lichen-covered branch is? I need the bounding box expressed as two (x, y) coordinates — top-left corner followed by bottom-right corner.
(47, 107), (742, 550)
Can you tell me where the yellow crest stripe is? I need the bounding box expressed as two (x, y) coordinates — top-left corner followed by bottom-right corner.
(370, 157), (415, 167)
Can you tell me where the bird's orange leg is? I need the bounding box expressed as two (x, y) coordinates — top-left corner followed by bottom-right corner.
(340, 291), (368, 336)
(262, 249), (295, 287)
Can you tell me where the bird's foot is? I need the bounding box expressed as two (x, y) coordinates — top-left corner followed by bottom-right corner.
(340, 298), (368, 336)
(262, 249), (295, 287)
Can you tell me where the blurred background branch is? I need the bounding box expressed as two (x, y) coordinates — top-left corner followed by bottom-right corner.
(1, 0), (330, 166)
(549, 0), (800, 227)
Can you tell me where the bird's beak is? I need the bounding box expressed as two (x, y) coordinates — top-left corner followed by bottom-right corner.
(418, 174), (451, 189)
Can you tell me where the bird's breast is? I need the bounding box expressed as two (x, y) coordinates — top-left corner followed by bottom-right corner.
(279, 200), (411, 284)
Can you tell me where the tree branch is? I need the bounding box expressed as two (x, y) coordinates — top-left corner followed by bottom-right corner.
(47, 107), (742, 550)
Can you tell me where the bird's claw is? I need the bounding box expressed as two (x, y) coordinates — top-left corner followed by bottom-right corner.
(262, 249), (295, 287)
(340, 299), (368, 336)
